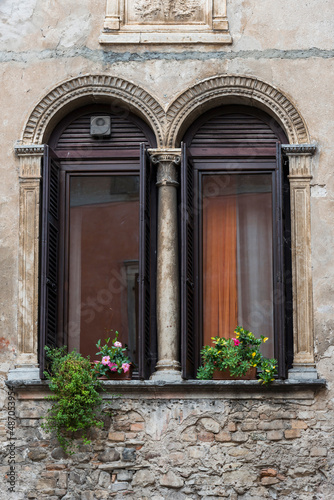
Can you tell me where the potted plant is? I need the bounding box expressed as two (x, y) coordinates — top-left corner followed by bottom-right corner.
(196, 326), (278, 385)
(93, 331), (133, 380)
(42, 347), (103, 455)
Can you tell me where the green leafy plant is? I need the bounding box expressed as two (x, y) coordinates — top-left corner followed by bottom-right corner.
(196, 326), (278, 385)
(42, 347), (103, 454)
(93, 331), (132, 377)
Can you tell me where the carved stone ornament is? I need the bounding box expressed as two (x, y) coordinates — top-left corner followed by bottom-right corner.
(21, 74), (310, 150)
(99, 0), (232, 45)
(281, 144), (317, 155)
(166, 76), (311, 146)
(149, 149), (181, 187)
(20, 75), (166, 148)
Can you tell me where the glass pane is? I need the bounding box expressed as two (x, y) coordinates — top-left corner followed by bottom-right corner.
(68, 175), (140, 364)
(202, 174), (274, 358)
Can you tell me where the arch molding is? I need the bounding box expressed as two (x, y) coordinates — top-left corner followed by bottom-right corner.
(166, 75), (310, 147)
(21, 75), (166, 148)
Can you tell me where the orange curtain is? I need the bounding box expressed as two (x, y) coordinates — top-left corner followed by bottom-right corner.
(203, 194), (238, 346)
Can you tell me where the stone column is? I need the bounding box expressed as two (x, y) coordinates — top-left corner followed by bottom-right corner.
(149, 149), (182, 381)
(8, 145), (44, 381)
(283, 144), (317, 380)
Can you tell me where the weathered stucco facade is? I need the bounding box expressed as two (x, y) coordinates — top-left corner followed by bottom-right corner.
(0, 0), (334, 498)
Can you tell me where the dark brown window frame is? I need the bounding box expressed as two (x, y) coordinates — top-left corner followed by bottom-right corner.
(181, 106), (292, 379)
(39, 107), (157, 379)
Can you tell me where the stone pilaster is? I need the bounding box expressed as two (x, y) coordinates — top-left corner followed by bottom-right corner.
(282, 144), (317, 380)
(8, 145), (44, 381)
(149, 149), (182, 381)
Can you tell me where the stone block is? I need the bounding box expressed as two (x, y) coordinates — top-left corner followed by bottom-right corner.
(117, 470), (133, 481)
(160, 470), (184, 489)
(109, 482), (129, 492)
(200, 417), (220, 434)
(198, 430), (215, 442)
(284, 429), (301, 439)
(291, 420), (308, 429)
(260, 468), (278, 477)
(258, 420), (284, 430)
(98, 448), (120, 462)
(215, 431), (232, 442)
(122, 448), (136, 462)
(231, 432), (247, 443)
(28, 449), (48, 461)
(36, 478), (57, 493)
(58, 472), (68, 489)
(98, 471), (111, 488)
(130, 423), (145, 432)
(51, 447), (68, 460)
(267, 430), (284, 441)
(108, 432), (125, 442)
(261, 477), (280, 485)
(132, 469), (155, 487)
(310, 447), (327, 457)
(46, 464), (67, 470)
(227, 422), (237, 432)
(240, 421), (257, 431)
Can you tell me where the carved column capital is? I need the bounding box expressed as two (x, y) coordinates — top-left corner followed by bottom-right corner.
(282, 144), (316, 180)
(148, 148), (181, 187)
(15, 143), (44, 179)
(281, 144), (316, 156)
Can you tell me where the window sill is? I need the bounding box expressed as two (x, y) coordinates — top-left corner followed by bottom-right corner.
(6, 378), (326, 401)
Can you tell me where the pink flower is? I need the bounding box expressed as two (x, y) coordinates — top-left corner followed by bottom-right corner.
(232, 338), (240, 346)
(114, 341), (122, 348)
(108, 362), (118, 372)
(101, 356), (110, 365)
(122, 362), (131, 373)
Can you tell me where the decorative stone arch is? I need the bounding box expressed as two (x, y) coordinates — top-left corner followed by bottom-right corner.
(21, 74), (166, 148)
(166, 75), (310, 147)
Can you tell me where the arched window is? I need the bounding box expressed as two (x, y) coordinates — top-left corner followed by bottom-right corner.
(181, 106), (292, 378)
(39, 105), (157, 378)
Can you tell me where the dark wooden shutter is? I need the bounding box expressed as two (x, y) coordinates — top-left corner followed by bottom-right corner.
(39, 146), (61, 377)
(138, 144), (157, 378)
(181, 143), (196, 379)
(273, 143), (286, 378)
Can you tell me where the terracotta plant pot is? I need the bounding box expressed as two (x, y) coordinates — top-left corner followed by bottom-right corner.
(212, 366), (257, 380)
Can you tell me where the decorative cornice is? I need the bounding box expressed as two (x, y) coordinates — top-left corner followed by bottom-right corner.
(15, 144), (45, 157)
(281, 144), (317, 156)
(22, 75), (165, 148)
(166, 75), (310, 147)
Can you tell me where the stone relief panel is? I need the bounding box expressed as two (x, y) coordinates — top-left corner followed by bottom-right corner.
(100, 0), (231, 44)
(130, 0), (206, 25)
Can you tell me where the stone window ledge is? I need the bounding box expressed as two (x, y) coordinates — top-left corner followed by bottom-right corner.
(6, 378), (326, 401)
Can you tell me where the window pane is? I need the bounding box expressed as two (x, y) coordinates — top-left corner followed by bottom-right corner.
(68, 175), (140, 364)
(202, 174), (274, 358)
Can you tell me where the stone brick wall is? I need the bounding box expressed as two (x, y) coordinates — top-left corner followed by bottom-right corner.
(1, 389), (333, 499)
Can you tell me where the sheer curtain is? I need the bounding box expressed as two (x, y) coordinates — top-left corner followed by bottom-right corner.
(202, 174), (274, 357)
